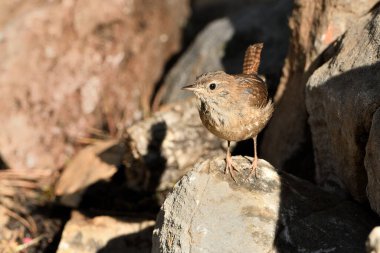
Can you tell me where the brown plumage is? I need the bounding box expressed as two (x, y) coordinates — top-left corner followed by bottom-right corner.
(183, 43), (273, 181)
(243, 43), (263, 75)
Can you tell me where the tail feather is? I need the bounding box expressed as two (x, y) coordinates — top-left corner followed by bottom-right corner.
(243, 43), (263, 75)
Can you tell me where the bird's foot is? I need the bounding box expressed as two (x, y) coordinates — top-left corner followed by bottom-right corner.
(247, 156), (258, 179)
(225, 155), (240, 182)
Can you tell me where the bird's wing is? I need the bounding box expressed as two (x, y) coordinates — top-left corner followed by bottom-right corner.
(234, 74), (268, 107)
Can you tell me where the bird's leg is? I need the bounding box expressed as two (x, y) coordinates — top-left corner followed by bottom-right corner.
(225, 141), (238, 182)
(248, 136), (258, 178)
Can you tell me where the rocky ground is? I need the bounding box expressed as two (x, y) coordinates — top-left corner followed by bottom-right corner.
(0, 0), (380, 252)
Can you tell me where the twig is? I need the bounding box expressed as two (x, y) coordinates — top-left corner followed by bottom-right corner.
(3, 208), (35, 236)
(15, 234), (45, 252)
(2, 180), (39, 189)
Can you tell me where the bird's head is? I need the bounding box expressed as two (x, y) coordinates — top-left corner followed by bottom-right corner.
(182, 71), (235, 104)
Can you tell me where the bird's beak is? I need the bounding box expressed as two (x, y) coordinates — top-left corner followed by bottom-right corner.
(182, 84), (197, 91)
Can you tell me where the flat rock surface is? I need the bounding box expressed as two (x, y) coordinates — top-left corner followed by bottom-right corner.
(57, 211), (155, 253)
(153, 156), (378, 253)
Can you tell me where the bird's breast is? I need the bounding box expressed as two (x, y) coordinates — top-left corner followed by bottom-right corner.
(197, 99), (272, 141)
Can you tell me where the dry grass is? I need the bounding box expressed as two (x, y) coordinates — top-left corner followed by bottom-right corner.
(0, 168), (56, 253)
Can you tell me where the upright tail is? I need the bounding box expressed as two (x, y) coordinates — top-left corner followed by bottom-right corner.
(243, 43), (263, 75)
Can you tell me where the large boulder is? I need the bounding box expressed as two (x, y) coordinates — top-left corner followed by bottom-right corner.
(152, 156), (378, 252)
(261, 0), (378, 176)
(366, 110), (380, 214)
(306, 8), (380, 208)
(0, 0), (189, 171)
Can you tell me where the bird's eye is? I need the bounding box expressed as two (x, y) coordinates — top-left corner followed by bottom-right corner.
(209, 83), (216, 90)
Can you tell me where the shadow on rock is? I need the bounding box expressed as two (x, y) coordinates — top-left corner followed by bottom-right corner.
(79, 122), (167, 216)
(222, 0), (292, 95)
(273, 61), (380, 252)
(142, 121), (168, 192)
(306, 61), (380, 202)
(96, 224), (155, 253)
(224, 0), (292, 159)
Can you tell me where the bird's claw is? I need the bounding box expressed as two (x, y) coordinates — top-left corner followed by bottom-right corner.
(225, 155), (239, 182)
(247, 157), (258, 179)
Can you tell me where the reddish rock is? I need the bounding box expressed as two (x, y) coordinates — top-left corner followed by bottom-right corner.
(0, 0), (189, 171)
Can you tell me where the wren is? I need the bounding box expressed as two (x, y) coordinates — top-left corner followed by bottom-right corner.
(183, 43), (273, 181)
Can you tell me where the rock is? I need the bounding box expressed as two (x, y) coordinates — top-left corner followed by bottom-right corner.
(306, 8), (380, 206)
(0, 0), (40, 29)
(154, 0), (291, 107)
(124, 99), (226, 194)
(261, 0), (378, 176)
(57, 211), (154, 253)
(154, 18), (234, 106)
(55, 140), (125, 207)
(366, 109), (380, 214)
(152, 156), (378, 252)
(367, 227), (380, 253)
(0, 0), (189, 171)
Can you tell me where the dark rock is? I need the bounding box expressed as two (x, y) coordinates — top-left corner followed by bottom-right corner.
(261, 0), (378, 177)
(366, 109), (380, 215)
(306, 8), (380, 208)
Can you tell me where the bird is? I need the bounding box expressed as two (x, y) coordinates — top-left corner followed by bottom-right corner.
(182, 43), (273, 181)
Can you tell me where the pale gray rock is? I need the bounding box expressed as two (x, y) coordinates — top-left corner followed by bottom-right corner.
(124, 99), (226, 194)
(156, 18), (234, 105)
(367, 227), (380, 253)
(306, 8), (380, 207)
(152, 156), (377, 253)
(57, 211), (154, 253)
